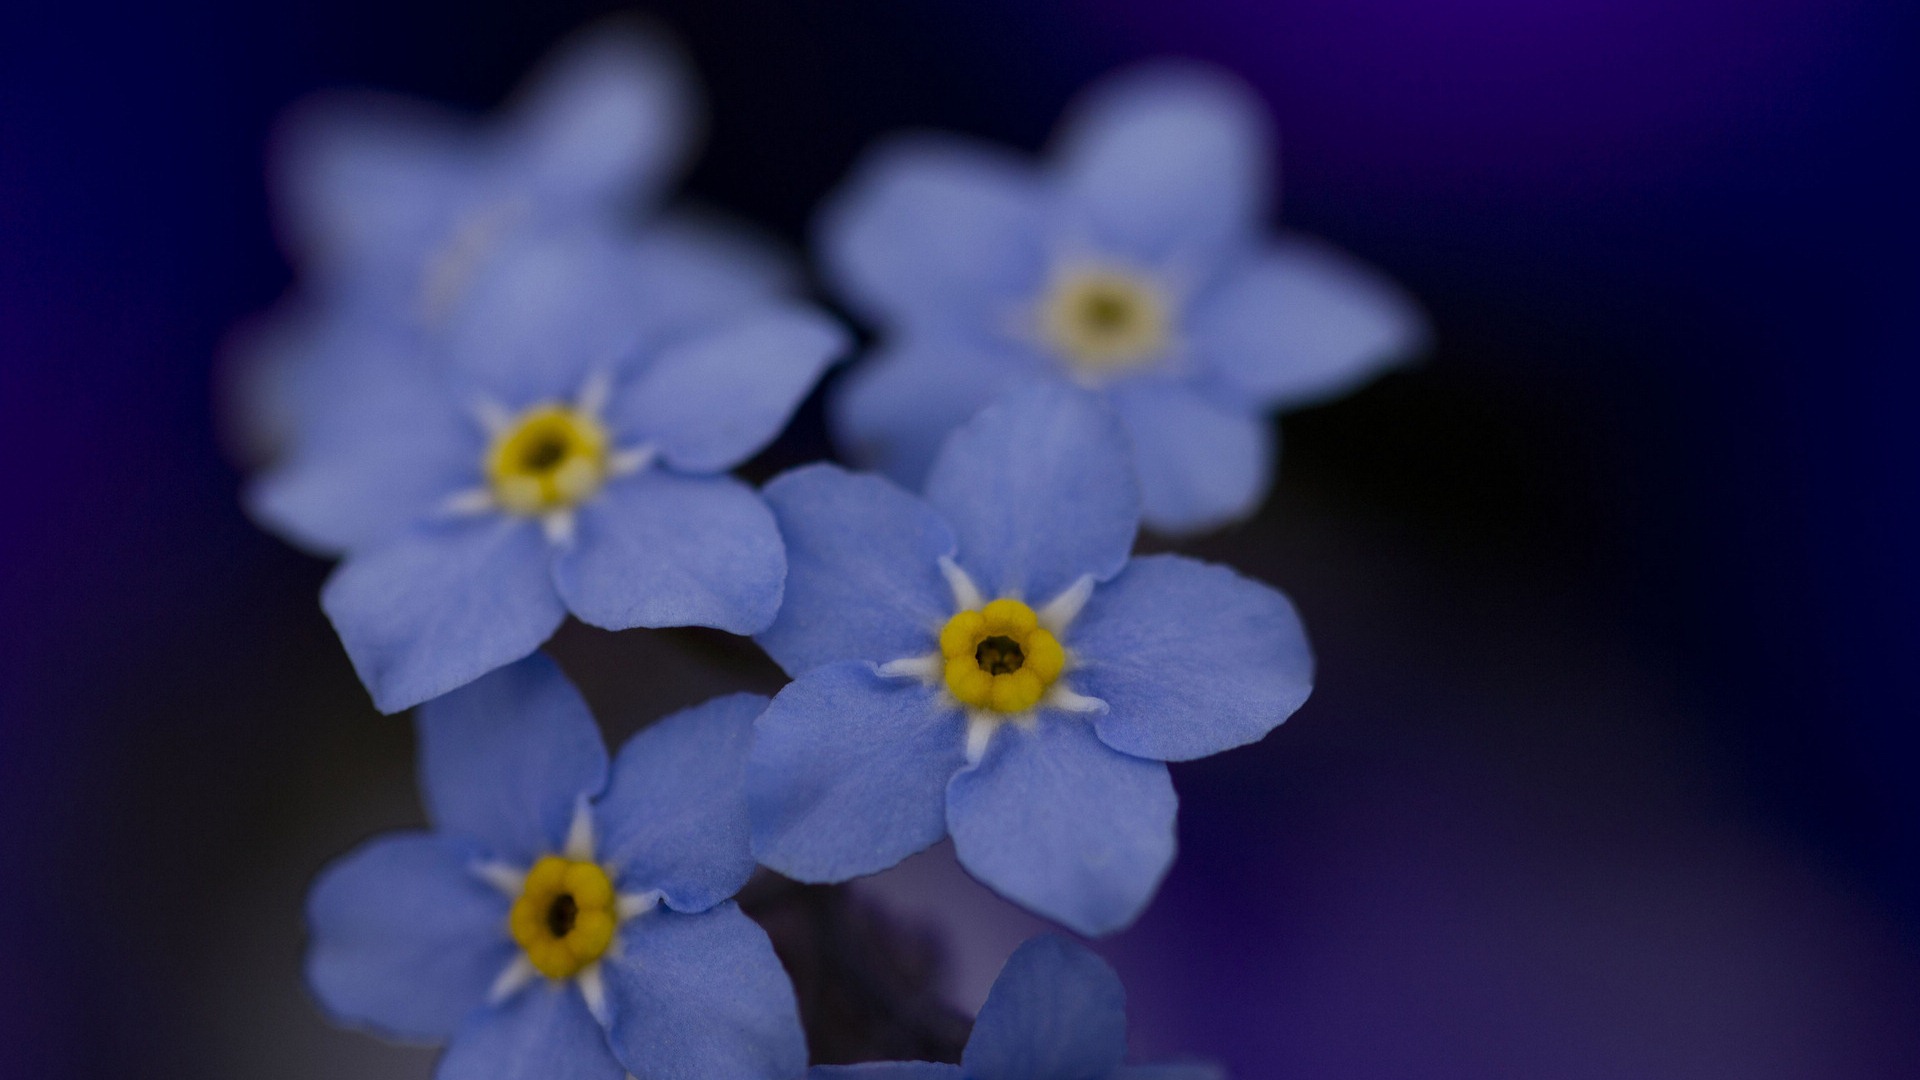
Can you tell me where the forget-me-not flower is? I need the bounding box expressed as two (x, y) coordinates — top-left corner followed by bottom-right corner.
(748, 384), (1312, 935)
(249, 230), (846, 713)
(306, 653), (806, 1080)
(811, 934), (1221, 1080)
(819, 62), (1429, 533)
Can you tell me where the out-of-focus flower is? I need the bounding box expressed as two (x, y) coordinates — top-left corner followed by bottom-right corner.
(819, 62), (1428, 533)
(748, 385), (1312, 935)
(810, 935), (1222, 1080)
(306, 654), (806, 1080)
(249, 230), (845, 713)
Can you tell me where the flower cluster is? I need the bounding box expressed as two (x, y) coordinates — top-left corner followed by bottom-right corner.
(242, 20), (1426, 1080)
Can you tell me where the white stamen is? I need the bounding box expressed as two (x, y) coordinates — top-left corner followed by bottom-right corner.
(939, 556), (984, 612)
(470, 859), (527, 897)
(609, 444), (656, 477)
(563, 798), (596, 860)
(472, 399), (514, 436)
(964, 712), (1001, 765)
(1037, 575), (1096, 633)
(577, 963), (610, 1024)
(876, 655), (942, 682)
(440, 487), (497, 517)
(617, 891), (662, 921)
(1045, 685), (1108, 714)
(487, 956), (537, 1004)
(542, 510), (577, 546)
(576, 370), (614, 417)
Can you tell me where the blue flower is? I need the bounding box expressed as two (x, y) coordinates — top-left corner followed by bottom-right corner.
(236, 20), (792, 461)
(278, 21), (699, 328)
(748, 385), (1312, 935)
(810, 935), (1222, 1080)
(818, 62), (1428, 534)
(247, 226), (846, 713)
(306, 653), (807, 1080)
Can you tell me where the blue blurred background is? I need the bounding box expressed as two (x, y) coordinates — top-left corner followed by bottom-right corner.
(3, 0), (1918, 1076)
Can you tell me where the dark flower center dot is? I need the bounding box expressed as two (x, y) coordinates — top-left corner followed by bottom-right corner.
(546, 892), (579, 938)
(1079, 290), (1135, 336)
(520, 433), (572, 473)
(975, 635), (1026, 676)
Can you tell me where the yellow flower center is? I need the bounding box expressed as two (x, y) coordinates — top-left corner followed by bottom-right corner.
(485, 404), (611, 516)
(509, 855), (619, 980)
(1039, 267), (1170, 373)
(940, 598), (1066, 713)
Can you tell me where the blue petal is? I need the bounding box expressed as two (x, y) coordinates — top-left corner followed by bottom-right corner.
(1111, 1066), (1226, 1080)
(1054, 63), (1270, 265)
(443, 230), (658, 404)
(323, 517), (565, 713)
(1106, 379), (1272, 536)
(923, 383), (1140, 604)
(1193, 237), (1428, 409)
(946, 718), (1175, 936)
(246, 330), (480, 555)
(748, 663), (966, 881)
(417, 653), (609, 862)
(830, 339), (1044, 491)
(272, 91), (479, 287)
(608, 305), (847, 473)
(497, 24), (695, 209)
(437, 982), (624, 1080)
(817, 134), (1048, 329)
(601, 902), (807, 1080)
(809, 1066), (964, 1079)
(623, 213), (799, 345)
(595, 693), (764, 913)
(554, 471), (783, 634)
(963, 934), (1128, 1080)
(1072, 554), (1312, 763)
(755, 464), (955, 678)
(305, 831), (514, 1043)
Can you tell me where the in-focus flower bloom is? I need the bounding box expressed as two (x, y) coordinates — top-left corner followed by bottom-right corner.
(748, 385), (1312, 935)
(819, 62), (1429, 533)
(811, 935), (1222, 1080)
(306, 654), (806, 1080)
(248, 228), (846, 713)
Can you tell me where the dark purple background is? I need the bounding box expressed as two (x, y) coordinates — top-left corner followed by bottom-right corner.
(3, 1), (1917, 1076)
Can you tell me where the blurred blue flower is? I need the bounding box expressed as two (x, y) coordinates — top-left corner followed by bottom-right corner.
(278, 21), (698, 327)
(306, 654), (806, 1080)
(749, 385), (1312, 935)
(811, 935), (1222, 1080)
(249, 230), (845, 713)
(819, 62), (1429, 534)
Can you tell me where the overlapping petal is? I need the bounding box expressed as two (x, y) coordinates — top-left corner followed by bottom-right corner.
(830, 340), (1044, 491)
(749, 663), (966, 881)
(601, 903), (807, 1080)
(610, 305), (846, 473)
(1106, 379), (1271, 535)
(417, 653), (609, 862)
(437, 982), (625, 1080)
(1072, 554), (1312, 763)
(962, 935), (1128, 1080)
(756, 464), (956, 677)
(595, 693), (764, 913)
(305, 832), (515, 1043)
(817, 134), (1048, 329)
(554, 471), (784, 634)
(947, 717), (1175, 937)
(810, 1066), (964, 1079)
(924, 384), (1140, 604)
(1194, 236), (1427, 409)
(322, 517), (565, 713)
